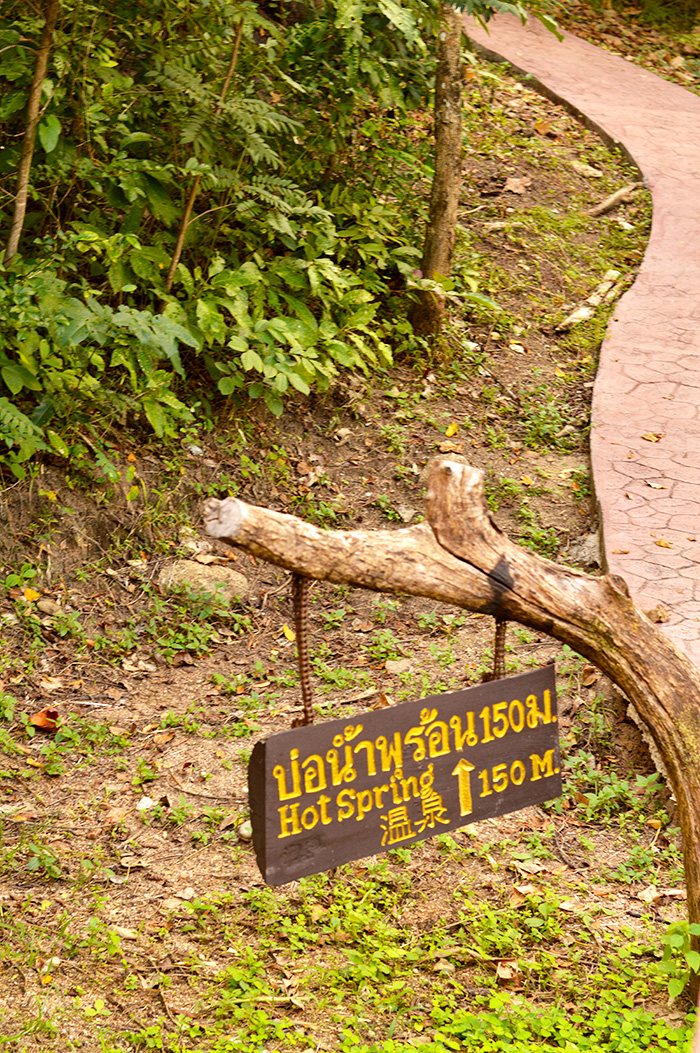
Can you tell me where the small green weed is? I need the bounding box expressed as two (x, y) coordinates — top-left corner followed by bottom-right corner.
(365, 629), (404, 662)
(372, 494), (402, 522)
(658, 921), (700, 999)
(26, 841), (61, 880)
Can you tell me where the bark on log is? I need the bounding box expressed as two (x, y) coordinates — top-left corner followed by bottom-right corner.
(205, 456), (700, 981)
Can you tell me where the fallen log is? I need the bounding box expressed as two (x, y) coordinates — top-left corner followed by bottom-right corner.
(205, 456), (700, 990)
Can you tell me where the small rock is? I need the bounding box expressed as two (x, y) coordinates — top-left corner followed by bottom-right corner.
(385, 658), (412, 675)
(158, 560), (248, 603)
(556, 304), (595, 331)
(568, 533), (600, 567)
(645, 605), (669, 624)
(237, 820), (253, 842)
(111, 925), (139, 940)
(36, 598), (62, 616)
(570, 160), (604, 179)
(396, 505), (417, 524)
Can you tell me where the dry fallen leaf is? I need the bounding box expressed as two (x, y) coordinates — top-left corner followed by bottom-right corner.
(445, 421), (459, 437)
(503, 175), (532, 194)
(638, 884), (661, 905)
(646, 481), (667, 489)
(654, 538), (673, 548)
(438, 441), (464, 453)
(171, 651), (194, 667)
(512, 859), (543, 876)
(29, 707), (60, 732)
(103, 807), (131, 826)
(372, 692), (393, 709)
(581, 666), (599, 687)
(282, 624), (296, 642)
(351, 619), (374, 632)
(38, 676), (64, 692)
(23, 588), (41, 603)
(495, 958), (520, 982)
(641, 432), (664, 442)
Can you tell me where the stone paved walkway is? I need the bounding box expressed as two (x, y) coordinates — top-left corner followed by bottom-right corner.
(464, 13), (700, 667)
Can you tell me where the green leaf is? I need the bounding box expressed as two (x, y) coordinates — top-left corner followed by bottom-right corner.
(235, 262), (263, 287)
(686, 950), (700, 972)
(142, 398), (167, 437)
(195, 299), (226, 343)
(218, 377), (240, 395)
(46, 430), (69, 457)
(263, 391), (284, 416)
(344, 303), (377, 329)
(38, 114), (61, 153)
(287, 371), (310, 395)
(143, 175), (177, 226)
(376, 0), (418, 43)
(1, 362), (41, 395)
(241, 349), (264, 372)
(175, 263), (194, 296)
(668, 977), (685, 999)
(108, 259), (136, 294)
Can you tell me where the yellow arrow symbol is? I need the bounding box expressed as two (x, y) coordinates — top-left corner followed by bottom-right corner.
(451, 758), (476, 816)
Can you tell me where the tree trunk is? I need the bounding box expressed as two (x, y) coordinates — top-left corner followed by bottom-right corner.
(205, 455), (700, 997)
(3, 0), (60, 267)
(409, 3), (463, 336)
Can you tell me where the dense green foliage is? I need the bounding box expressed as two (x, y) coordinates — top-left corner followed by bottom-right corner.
(0, 0), (441, 476)
(0, 0), (558, 479)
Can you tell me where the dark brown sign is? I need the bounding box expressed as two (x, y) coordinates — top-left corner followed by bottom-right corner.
(248, 665), (561, 885)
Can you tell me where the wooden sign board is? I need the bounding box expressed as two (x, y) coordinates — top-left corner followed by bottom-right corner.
(248, 665), (561, 885)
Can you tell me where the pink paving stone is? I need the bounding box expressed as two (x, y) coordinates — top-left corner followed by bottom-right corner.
(464, 13), (700, 666)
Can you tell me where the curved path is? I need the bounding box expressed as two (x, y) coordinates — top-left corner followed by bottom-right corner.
(464, 14), (700, 667)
